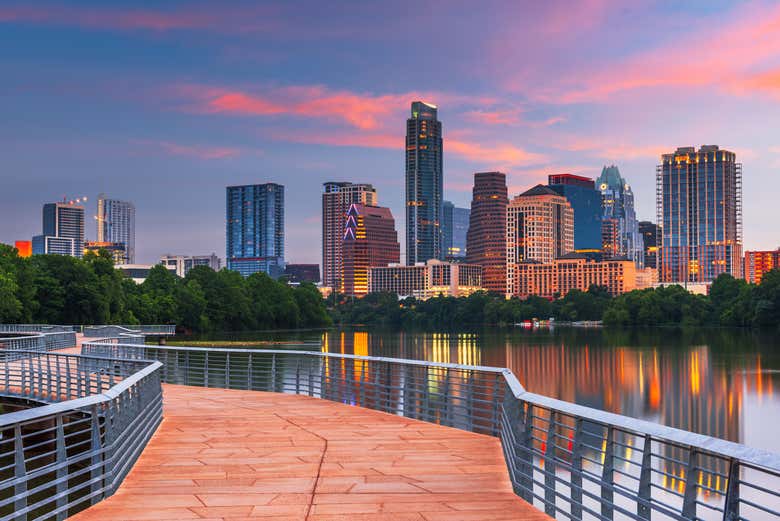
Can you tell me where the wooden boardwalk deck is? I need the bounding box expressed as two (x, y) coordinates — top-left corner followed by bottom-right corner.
(70, 384), (549, 521)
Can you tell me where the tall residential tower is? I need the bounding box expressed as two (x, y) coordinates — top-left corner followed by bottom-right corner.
(406, 101), (443, 264)
(657, 146), (742, 283)
(466, 172), (508, 293)
(226, 183), (285, 278)
(97, 194), (135, 264)
(322, 182), (377, 289)
(548, 174), (602, 250)
(341, 203), (400, 296)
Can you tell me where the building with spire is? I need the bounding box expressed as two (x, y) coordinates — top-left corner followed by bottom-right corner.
(405, 101), (443, 264)
(466, 172), (508, 294)
(596, 165), (643, 267)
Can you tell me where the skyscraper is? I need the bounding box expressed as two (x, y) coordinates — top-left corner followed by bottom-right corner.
(506, 185), (574, 295)
(405, 101), (443, 264)
(657, 146), (743, 283)
(466, 172), (508, 294)
(638, 221), (659, 270)
(341, 203), (400, 296)
(97, 194), (135, 264)
(226, 183), (284, 278)
(548, 174), (602, 250)
(322, 182), (378, 289)
(441, 201), (470, 259)
(744, 250), (780, 284)
(596, 165), (644, 267)
(32, 200), (85, 257)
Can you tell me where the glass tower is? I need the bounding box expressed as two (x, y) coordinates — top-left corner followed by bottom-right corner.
(441, 201), (469, 259)
(657, 146), (742, 283)
(33, 201), (85, 257)
(466, 172), (508, 293)
(97, 194), (136, 264)
(226, 183), (285, 278)
(405, 101), (443, 264)
(548, 174), (602, 250)
(596, 165), (644, 267)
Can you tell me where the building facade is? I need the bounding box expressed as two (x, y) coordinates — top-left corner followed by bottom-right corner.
(322, 182), (377, 289)
(226, 183), (285, 278)
(548, 174), (602, 250)
(32, 201), (85, 257)
(406, 101), (443, 264)
(84, 241), (127, 264)
(466, 172), (508, 293)
(97, 194), (135, 264)
(657, 146), (743, 283)
(441, 201), (469, 259)
(744, 250), (780, 284)
(506, 185), (574, 295)
(284, 264), (321, 284)
(509, 253), (637, 298)
(160, 254), (221, 278)
(638, 221), (659, 270)
(14, 240), (32, 258)
(369, 260), (482, 299)
(596, 165), (643, 267)
(341, 203), (400, 296)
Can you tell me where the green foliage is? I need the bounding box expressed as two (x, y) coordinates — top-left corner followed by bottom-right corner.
(0, 243), (332, 332)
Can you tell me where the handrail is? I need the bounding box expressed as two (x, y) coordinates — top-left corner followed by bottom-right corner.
(83, 340), (780, 521)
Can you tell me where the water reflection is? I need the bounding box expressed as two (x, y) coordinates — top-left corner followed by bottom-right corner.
(318, 327), (779, 453)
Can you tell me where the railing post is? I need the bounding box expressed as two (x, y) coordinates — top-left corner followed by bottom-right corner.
(204, 351), (209, 387)
(682, 449), (698, 519)
(544, 410), (557, 516)
(570, 417), (584, 521)
(637, 434), (652, 520)
(723, 459), (740, 521)
(248, 352), (253, 390)
(441, 367), (451, 426)
(225, 353), (230, 389)
(90, 404), (104, 504)
(601, 426), (615, 520)
(490, 372), (501, 436)
(271, 353), (277, 393)
(465, 371), (474, 432)
(55, 414), (68, 519)
(519, 402), (534, 503)
(14, 424), (27, 518)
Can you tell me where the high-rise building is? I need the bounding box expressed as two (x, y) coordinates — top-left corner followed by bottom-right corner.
(638, 221), (659, 270)
(97, 195), (135, 264)
(341, 203), (400, 296)
(32, 200), (85, 257)
(284, 264), (321, 284)
(441, 201), (470, 259)
(506, 185), (574, 294)
(369, 259), (482, 299)
(84, 241), (127, 264)
(226, 183), (284, 278)
(160, 254), (221, 278)
(322, 182), (377, 289)
(657, 146), (743, 283)
(744, 250), (780, 284)
(596, 165), (643, 266)
(406, 101), (443, 264)
(466, 172), (508, 293)
(548, 174), (602, 250)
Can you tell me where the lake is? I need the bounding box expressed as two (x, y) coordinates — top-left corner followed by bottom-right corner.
(179, 326), (780, 452)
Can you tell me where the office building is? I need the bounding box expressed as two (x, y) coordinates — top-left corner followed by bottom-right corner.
(97, 194), (135, 264)
(369, 260), (483, 299)
(32, 200), (85, 257)
(226, 183), (284, 278)
(406, 101), (443, 264)
(509, 252), (637, 298)
(341, 203), (400, 296)
(548, 174), (602, 250)
(322, 182), (377, 289)
(596, 165), (643, 267)
(506, 185), (574, 295)
(117, 264), (177, 284)
(657, 146), (743, 283)
(84, 241), (128, 264)
(442, 201), (470, 259)
(639, 221), (659, 270)
(14, 241), (32, 258)
(466, 172), (508, 293)
(744, 250), (780, 284)
(160, 254), (221, 278)
(284, 264), (321, 284)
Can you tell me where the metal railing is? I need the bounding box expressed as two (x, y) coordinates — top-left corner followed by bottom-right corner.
(0, 326), (76, 334)
(83, 325), (175, 337)
(0, 351), (163, 521)
(82, 341), (780, 521)
(0, 331), (77, 360)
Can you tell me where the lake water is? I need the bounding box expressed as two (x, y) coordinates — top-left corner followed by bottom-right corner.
(184, 327), (780, 453)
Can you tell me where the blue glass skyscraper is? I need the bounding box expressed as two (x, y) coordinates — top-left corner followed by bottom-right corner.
(226, 183), (285, 278)
(596, 165), (644, 267)
(442, 200), (469, 258)
(548, 174), (602, 250)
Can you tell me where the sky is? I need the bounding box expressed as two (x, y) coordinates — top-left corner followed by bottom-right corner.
(1, 0), (779, 264)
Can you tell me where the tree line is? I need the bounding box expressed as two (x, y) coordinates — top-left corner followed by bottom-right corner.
(0, 244), (331, 331)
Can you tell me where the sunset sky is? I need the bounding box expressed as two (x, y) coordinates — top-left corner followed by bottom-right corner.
(2, 0), (779, 264)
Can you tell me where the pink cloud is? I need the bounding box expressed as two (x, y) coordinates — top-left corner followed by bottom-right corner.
(552, 136), (666, 160)
(137, 140), (241, 160)
(464, 109), (523, 125)
(447, 139), (547, 167)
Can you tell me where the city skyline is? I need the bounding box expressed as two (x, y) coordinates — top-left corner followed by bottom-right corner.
(2, 1), (780, 263)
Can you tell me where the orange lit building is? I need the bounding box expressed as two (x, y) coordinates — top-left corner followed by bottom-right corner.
(744, 250), (780, 284)
(509, 252), (637, 298)
(14, 240), (32, 258)
(341, 203), (400, 296)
